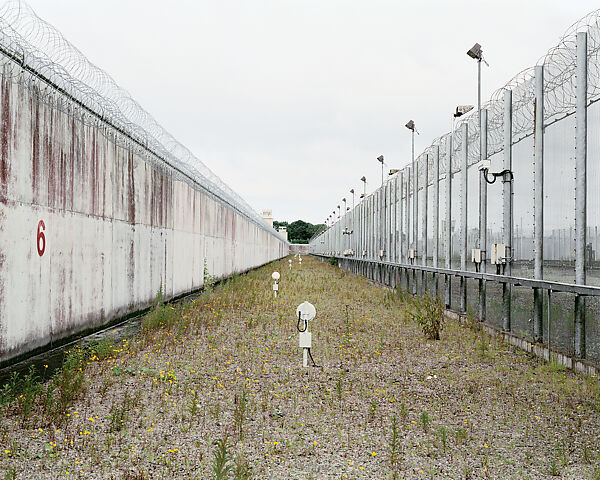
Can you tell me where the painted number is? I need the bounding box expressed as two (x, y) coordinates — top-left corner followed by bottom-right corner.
(37, 220), (46, 256)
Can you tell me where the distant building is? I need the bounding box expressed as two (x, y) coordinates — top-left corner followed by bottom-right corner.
(261, 209), (273, 228)
(278, 226), (288, 241)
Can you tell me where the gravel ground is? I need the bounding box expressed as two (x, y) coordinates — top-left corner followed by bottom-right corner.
(1, 255), (599, 479)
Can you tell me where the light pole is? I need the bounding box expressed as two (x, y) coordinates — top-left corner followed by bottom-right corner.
(360, 176), (367, 198)
(405, 120), (418, 295)
(350, 189), (355, 209)
(377, 155), (385, 186)
(468, 42), (489, 322)
(337, 205), (341, 219)
(342, 198), (347, 214)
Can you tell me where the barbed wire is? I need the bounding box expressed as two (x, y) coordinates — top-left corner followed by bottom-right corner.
(0, 0), (282, 238)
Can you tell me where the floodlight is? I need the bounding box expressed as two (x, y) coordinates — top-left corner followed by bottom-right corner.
(405, 120), (415, 131)
(342, 197), (346, 202)
(377, 155), (384, 164)
(454, 105), (474, 117)
(349, 188), (354, 194)
(389, 168), (400, 175)
(467, 43), (482, 60)
(360, 176), (366, 183)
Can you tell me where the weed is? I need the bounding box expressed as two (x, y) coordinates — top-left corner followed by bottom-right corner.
(399, 402), (408, 424)
(44, 348), (88, 423)
(548, 459), (560, 476)
(187, 390), (200, 417)
(16, 366), (41, 423)
(540, 361), (567, 373)
(2, 466), (16, 480)
(204, 259), (217, 289)
(108, 391), (140, 432)
(335, 376), (343, 403)
(233, 453), (252, 480)
(388, 415), (402, 477)
(408, 293), (444, 340)
(454, 427), (467, 445)
(212, 436), (233, 480)
(419, 411), (430, 433)
(328, 257), (337, 266)
(233, 388), (248, 441)
(142, 304), (179, 334)
(437, 426), (448, 453)
(90, 335), (115, 360)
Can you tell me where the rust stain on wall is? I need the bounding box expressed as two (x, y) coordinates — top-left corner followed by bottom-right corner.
(0, 76), (10, 199)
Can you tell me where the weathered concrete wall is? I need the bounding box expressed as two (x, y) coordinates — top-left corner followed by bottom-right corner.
(289, 244), (309, 255)
(0, 60), (287, 364)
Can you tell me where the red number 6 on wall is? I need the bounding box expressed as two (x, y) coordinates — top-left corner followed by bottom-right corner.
(37, 220), (46, 256)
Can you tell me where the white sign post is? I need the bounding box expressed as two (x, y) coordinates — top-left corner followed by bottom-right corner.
(271, 271), (280, 298)
(299, 255), (302, 266)
(296, 301), (316, 367)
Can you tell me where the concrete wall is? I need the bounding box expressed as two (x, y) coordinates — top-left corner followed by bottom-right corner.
(290, 244), (309, 255)
(0, 59), (287, 364)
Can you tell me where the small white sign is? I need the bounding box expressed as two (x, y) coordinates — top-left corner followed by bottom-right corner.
(273, 283), (279, 291)
(299, 331), (312, 348)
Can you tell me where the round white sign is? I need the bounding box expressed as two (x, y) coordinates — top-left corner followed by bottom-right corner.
(272, 271), (280, 281)
(296, 301), (316, 322)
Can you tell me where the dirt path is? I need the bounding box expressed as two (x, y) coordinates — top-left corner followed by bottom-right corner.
(1, 256), (599, 479)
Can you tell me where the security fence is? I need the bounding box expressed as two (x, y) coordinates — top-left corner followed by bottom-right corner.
(310, 10), (600, 369)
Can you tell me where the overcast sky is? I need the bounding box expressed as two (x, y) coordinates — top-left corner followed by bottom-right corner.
(21, 1), (600, 224)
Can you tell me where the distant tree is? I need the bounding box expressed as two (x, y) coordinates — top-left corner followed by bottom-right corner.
(274, 220), (326, 244)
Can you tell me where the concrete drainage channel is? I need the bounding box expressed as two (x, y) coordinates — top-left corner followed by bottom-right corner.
(0, 313), (145, 388)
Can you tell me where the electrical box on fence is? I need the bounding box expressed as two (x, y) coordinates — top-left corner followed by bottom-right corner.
(490, 243), (506, 265)
(299, 331), (312, 348)
(343, 249), (354, 257)
(379, 249), (385, 259)
(471, 248), (481, 264)
(408, 249), (415, 259)
(362, 250), (366, 256)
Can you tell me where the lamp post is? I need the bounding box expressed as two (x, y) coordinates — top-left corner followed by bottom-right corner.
(342, 198), (347, 214)
(360, 176), (367, 198)
(467, 42), (489, 322)
(405, 120), (418, 295)
(377, 155), (385, 186)
(350, 189), (355, 209)
(337, 205), (341, 219)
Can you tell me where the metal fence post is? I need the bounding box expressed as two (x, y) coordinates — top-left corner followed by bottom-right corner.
(503, 89), (513, 332)
(411, 160), (419, 295)
(399, 171), (404, 264)
(460, 122), (468, 314)
(432, 146), (440, 298)
(404, 168), (410, 291)
(534, 65), (544, 343)
(445, 137), (453, 308)
(479, 109), (488, 323)
(422, 155), (429, 295)
(575, 31), (587, 358)
(412, 161), (419, 296)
